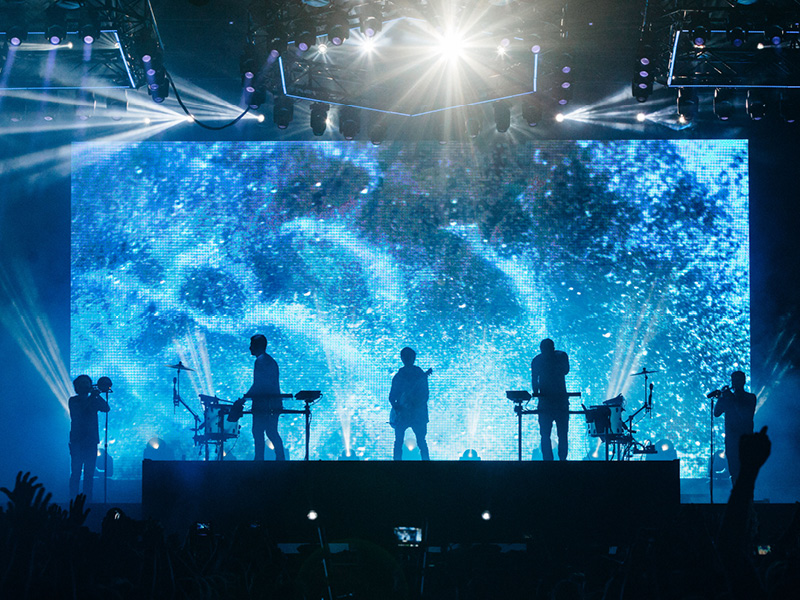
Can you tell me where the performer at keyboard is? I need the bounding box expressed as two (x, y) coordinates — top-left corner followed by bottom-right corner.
(390, 347), (430, 461)
(245, 334), (285, 461)
(531, 338), (570, 461)
(714, 370), (756, 483)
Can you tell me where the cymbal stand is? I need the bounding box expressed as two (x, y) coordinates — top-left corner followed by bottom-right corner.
(172, 373), (203, 458)
(622, 383), (656, 460)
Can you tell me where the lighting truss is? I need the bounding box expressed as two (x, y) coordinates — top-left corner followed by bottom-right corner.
(246, 0), (567, 115)
(0, 0), (161, 91)
(647, 1), (800, 89)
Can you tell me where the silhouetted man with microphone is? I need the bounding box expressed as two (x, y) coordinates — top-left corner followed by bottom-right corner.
(714, 370), (756, 483)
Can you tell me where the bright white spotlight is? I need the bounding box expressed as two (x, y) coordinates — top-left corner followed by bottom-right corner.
(361, 37), (376, 53)
(307, 509), (318, 521)
(555, 113), (565, 123)
(636, 112), (646, 122)
(481, 510), (491, 521)
(439, 31), (465, 60)
(185, 115), (195, 123)
(257, 114), (265, 123)
(318, 43), (328, 54)
(497, 44), (507, 56)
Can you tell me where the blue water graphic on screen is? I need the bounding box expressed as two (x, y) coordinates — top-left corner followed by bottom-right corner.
(70, 140), (749, 477)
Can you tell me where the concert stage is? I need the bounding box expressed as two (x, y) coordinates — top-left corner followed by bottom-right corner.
(143, 460), (680, 543)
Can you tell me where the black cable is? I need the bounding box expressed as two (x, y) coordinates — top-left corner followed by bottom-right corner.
(166, 70), (253, 131)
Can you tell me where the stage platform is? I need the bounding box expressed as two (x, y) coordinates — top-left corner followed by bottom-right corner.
(143, 459), (680, 544)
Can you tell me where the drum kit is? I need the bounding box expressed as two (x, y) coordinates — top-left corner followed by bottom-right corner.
(166, 361), (322, 461)
(507, 367), (660, 461)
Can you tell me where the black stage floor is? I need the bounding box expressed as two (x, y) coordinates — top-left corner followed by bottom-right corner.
(142, 460), (681, 544)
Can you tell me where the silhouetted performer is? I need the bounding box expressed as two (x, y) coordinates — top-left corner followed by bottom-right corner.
(245, 334), (285, 461)
(531, 338), (570, 461)
(390, 347), (430, 460)
(714, 370), (756, 483)
(68, 374), (109, 501)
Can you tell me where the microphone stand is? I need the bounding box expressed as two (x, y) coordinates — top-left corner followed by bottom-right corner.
(104, 391), (110, 505)
(709, 394), (715, 504)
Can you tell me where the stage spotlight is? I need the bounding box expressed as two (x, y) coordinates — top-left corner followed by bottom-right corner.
(328, 10), (351, 46)
(338, 105), (360, 140)
(96, 448), (114, 477)
(765, 24), (783, 46)
(529, 34), (542, 54)
(339, 449), (359, 460)
(646, 439), (678, 461)
(47, 22), (66, 45)
(307, 509), (318, 521)
(556, 85), (573, 106)
(493, 101), (511, 133)
(360, 5), (382, 38)
(249, 87), (267, 110)
(79, 11), (100, 45)
(143, 437), (174, 460)
(522, 97), (542, 126)
(7, 25), (27, 47)
(310, 102), (329, 136)
(369, 117), (387, 145)
(106, 95), (127, 121)
(746, 88), (767, 120)
(240, 42), (263, 80)
(690, 16), (709, 47)
(780, 90), (800, 123)
(40, 98), (63, 122)
(555, 112), (565, 123)
(273, 95), (294, 129)
(714, 88), (734, 121)
(632, 74), (653, 103)
(440, 30), (465, 60)
(481, 510), (491, 521)
(267, 29), (288, 58)
(6, 97), (26, 122)
(295, 21), (316, 52)
(677, 88), (698, 122)
(75, 93), (96, 120)
(317, 42), (328, 54)
(727, 24), (746, 48)
(636, 112), (646, 122)
(460, 449), (481, 461)
(465, 108), (483, 138)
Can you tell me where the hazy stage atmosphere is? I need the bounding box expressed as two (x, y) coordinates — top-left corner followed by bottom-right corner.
(68, 140), (749, 478)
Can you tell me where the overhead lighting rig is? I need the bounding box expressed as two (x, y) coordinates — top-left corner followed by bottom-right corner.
(242, 0), (575, 134)
(639, 0), (800, 122)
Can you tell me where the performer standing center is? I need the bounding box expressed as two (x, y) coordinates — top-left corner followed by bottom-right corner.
(531, 338), (570, 461)
(714, 370), (756, 483)
(390, 347), (430, 460)
(68, 375), (110, 501)
(245, 334), (285, 461)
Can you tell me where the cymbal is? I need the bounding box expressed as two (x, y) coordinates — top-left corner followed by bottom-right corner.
(166, 361), (195, 372)
(631, 367), (660, 377)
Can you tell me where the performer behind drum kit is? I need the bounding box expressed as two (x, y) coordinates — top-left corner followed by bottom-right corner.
(245, 334), (286, 461)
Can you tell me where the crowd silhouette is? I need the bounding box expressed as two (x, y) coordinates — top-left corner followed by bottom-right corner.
(2, 428), (798, 599)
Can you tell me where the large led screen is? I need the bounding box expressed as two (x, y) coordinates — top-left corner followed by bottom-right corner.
(71, 140), (749, 478)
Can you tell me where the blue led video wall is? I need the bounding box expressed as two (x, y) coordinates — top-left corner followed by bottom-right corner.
(71, 140), (749, 477)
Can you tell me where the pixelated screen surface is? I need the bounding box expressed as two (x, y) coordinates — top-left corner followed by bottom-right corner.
(71, 140), (749, 477)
